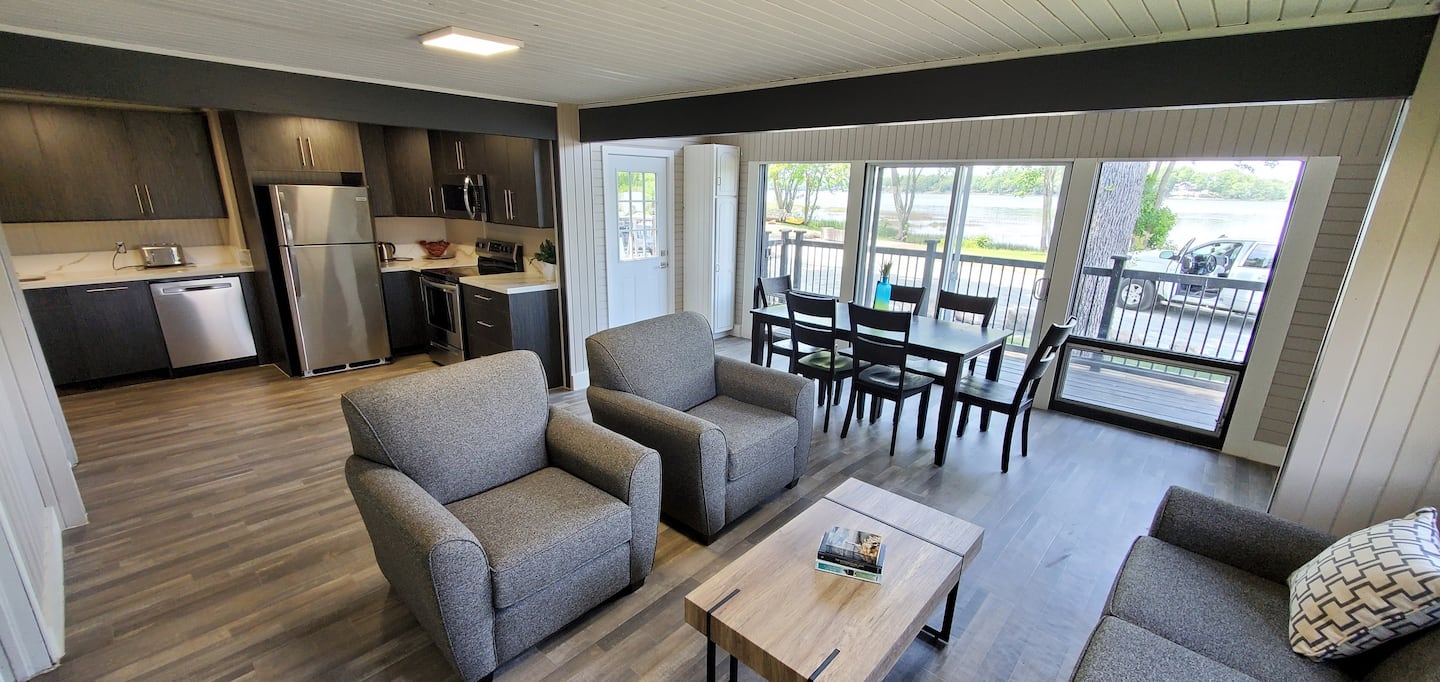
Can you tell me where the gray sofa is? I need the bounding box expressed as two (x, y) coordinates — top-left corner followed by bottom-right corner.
(585, 311), (815, 542)
(1073, 486), (1440, 682)
(341, 351), (660, 682)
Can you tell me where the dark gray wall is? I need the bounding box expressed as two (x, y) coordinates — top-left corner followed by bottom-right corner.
(580, 16), (1437, 141)
(0, 32), (558, 139)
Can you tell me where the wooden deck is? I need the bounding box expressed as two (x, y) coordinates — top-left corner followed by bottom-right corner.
(39, 338), (1277, 681)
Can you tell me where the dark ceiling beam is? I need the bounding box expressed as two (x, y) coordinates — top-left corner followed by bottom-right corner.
(579, 15), (1437, 142)
(0, 32), (558, 139)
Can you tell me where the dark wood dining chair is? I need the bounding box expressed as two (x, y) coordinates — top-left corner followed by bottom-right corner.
(754, 275), (797, 368)
(954, 317), (1076, 473)
(938, 291), (998, 375)
(841, 304), (935, 457)
(885, 283), (926, 316)
(907, 291), (1000, 381)
(786, 291), (855, 433)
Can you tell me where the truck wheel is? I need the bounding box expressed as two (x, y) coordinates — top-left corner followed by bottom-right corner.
(1118, 279), (1156, 311)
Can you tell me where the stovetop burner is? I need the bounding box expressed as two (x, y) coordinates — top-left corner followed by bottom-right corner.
(420, 266), (480, 283)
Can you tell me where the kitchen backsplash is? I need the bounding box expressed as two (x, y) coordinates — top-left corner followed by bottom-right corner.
(11, 245), (248, 279)
(3, 218), (229, 256)
(444, 219), (558, 278)
(374, 217), (450, 260)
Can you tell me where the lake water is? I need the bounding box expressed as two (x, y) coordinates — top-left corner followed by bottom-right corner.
(805, 191), (1291, 250)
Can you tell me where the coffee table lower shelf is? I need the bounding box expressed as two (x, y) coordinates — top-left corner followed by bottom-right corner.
(684, 478), (984, 682)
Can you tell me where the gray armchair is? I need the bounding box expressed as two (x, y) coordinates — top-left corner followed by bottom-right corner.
(341, 351), (660, 682)
(585, 311), (815, 543)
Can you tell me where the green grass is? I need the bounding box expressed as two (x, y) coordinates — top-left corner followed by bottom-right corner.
(964, 246), (1047, 262)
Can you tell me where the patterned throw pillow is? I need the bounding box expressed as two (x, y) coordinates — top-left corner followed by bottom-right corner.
(1288, 507), (1440, 660)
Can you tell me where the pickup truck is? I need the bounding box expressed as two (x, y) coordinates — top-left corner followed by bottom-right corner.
(1117, 238), (1276, 315)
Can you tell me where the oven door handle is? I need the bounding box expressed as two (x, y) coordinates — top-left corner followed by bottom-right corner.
(420, 278), (458, 294)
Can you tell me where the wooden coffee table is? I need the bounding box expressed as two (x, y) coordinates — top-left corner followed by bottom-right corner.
(684, 478), (984, 681)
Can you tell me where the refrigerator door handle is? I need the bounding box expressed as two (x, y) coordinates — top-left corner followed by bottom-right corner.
(289, 250), (302, 298)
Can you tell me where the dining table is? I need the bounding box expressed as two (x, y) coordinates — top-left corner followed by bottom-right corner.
(750, 304), (1014, 466)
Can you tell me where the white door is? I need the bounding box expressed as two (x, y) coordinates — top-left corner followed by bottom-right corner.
(604, 150), (672, 327)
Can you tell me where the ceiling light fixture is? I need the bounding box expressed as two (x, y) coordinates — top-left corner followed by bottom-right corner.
(420, 27), (523, 56)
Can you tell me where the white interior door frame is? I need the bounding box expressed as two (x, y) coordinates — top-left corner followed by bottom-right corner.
(601, 145), (675, 327)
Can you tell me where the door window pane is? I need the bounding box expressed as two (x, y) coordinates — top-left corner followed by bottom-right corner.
(617, 170), (658, 261)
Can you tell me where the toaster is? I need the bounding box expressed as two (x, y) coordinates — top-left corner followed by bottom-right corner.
(140, 243), (186, 268)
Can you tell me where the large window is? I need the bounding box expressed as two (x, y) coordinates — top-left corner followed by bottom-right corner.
(1054, 159), (1303, 438)
(858, 163), (1067, 349)
(756, 163), (851, 297)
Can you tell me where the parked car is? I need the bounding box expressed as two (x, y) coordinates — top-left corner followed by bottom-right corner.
(1118, 238), (1276, 315)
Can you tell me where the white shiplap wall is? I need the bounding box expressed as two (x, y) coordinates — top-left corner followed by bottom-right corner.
(555, 105), (700, 385)
(711, 98), (1404, 449)
(1271, 34), (1440, 534)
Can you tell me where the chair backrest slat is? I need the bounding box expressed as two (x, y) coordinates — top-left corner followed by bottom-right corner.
(755, 275), (793, 308)
(847, 303), (913, 373)
(786, 291), (840, 353)
(886, 284), (926, 316)
(1012, 317), (1076, 404)
(936, 291), (998, 327)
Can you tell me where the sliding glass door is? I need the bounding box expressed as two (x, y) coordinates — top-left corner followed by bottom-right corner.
(858, 163), (1068, 353)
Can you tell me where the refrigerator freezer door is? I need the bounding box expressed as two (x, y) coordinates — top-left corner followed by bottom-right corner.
(271, 185), (375, 246)
(280, 243), (390, 375)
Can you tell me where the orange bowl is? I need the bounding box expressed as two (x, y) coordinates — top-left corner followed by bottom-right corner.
(419, 240), (451, 258)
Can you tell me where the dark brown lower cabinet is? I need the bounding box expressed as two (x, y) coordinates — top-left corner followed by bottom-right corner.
(462, 285), (562, 388)
(381, 271), (426, 354)
(25, 281), (170, 385)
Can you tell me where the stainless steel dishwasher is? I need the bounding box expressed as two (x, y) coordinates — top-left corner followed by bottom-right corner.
(149, 276), (257, 368)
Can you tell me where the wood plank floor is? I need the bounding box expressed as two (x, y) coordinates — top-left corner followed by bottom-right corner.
(39, 339), (1277, 681)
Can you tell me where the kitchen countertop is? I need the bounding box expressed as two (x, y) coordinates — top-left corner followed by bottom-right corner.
(378, 256), (474, 273)
(18, 262), (256, 290)
(460, 273), (560, 295)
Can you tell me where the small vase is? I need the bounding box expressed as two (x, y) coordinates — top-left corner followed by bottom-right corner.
(874, 276), (892, 310)
(539, 262), (556, 281)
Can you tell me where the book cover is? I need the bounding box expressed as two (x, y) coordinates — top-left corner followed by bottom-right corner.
(817, 526), (885, 573)
(816, 558), (883, 584)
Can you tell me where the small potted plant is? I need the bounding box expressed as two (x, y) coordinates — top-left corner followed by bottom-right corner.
(875, 261), (893, 309)
(530, 239), (557, 281)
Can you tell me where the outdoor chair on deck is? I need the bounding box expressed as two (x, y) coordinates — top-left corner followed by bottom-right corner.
(954, 317), (1075, 473)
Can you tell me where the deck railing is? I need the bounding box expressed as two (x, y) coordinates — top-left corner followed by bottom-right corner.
(760, 229), (1045, 350)
(760, 230), (1266, 364)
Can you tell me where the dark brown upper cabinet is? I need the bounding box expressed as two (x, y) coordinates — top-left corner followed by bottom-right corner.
(235, 112), (363, 173)
(0, 102), (225, 223)
(429, 130), (487, 177)
(358, 124), (395, 217)
(385, 128), (438, 217)
(122, 111), (227, 219)
(361, 125), (438, 219)
(485, 135), (555, 228)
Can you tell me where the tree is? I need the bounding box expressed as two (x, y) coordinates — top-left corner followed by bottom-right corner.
(800, 163), (848, 224)
(887, 167), (921, 242)
(1077, 162), (1148, 336)
(1134, 165), (1178, 250)
(768, 165), (803, 217)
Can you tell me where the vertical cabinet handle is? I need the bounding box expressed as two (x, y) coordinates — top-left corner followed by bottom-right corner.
(455, 141), (463, 170)
(297, 137), (306, 167)
(428, 187), (436, 214)
(133, 184), (145, 214)
(143, 184), (155, 214)
(306, 138), (316, 168)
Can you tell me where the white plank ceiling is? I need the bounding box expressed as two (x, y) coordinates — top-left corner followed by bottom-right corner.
(0, 0), (1434, 105)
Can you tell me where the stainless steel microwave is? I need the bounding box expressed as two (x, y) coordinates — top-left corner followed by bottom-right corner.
(439, 175), (486, 221)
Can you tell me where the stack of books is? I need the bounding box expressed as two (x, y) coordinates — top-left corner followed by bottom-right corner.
(816, 526), (885, 584)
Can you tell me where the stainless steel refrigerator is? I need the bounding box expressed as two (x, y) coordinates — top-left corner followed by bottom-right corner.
(268, 184), (389, 376)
